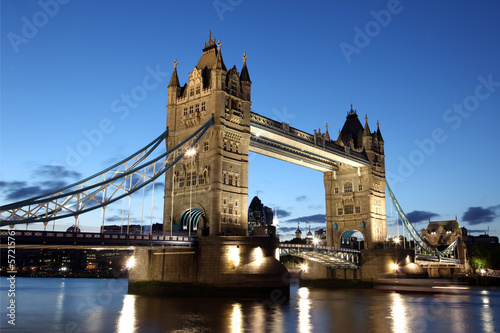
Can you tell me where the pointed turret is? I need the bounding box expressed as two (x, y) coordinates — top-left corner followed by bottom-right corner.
(167, 59), (181, 105)
(168, 58), (180, 88)
(339, 105), (364, 151)
(214, 40), (224, 70)
(324, 123), (331, 141)
(363, 114), (371, 136)
(240, 52), (251, 82)
(376, 120), (384, 142)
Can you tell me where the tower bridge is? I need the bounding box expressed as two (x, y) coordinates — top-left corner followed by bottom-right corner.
(0, 34), (466, 295)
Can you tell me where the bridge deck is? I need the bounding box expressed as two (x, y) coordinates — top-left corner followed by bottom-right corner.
(280, 243), (361, 268)
(0, 230), (198, 248)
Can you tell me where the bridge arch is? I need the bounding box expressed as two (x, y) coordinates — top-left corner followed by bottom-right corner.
(336, 228), (365, 250)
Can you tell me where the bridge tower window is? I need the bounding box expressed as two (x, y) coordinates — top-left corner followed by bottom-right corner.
(189, 105), (194, 113)
(203, 142), (209, 151)
(334, 187), (339, 194)
(355, 206), (361, 214)
(196, 86), (200, 94)
(201, 101), (206, 111)
(183, 107), (188, 116)
(338, 208), (343, 216)
(358, 184), (363, 191)
(190, 87), (194, 96)
(344, 204), (354, 215)
(195, 104), (200, 113)
(186, 172), (196, 187)
(344, 182), (353, 193)
(228, 174), (233, 186)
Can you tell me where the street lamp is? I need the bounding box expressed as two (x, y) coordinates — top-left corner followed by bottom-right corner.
(186, 148), (196, 237)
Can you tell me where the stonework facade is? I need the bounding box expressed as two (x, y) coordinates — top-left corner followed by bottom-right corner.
(324, 108), (387, 249)
(162, 36), (387, 247)
(163, 34), (251, 236)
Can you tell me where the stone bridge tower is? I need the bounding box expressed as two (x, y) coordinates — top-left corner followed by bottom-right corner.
(324, 107), (387, 249)
(163, 33), (252, 236)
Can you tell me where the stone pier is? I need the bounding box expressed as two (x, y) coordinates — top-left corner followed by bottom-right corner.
(129, 236), (290, 298)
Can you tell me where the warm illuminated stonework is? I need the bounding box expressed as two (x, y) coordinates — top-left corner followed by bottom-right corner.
(324, 109), (387, 249)
(163, 33), (251, 236)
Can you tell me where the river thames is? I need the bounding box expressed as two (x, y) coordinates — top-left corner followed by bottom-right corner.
(1, 277), (498, 332)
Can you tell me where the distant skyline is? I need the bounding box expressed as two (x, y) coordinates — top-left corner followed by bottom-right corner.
(2, 1), (500, 240)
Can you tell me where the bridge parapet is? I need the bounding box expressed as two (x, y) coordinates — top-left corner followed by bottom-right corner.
(0, 230), (198, 248)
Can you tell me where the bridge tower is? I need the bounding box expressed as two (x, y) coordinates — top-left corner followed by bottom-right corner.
(324, 107), (387, 249)
(163, 33), (252, 236)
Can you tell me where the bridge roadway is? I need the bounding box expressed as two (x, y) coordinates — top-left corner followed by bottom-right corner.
(0, 230), (198, 249)
(280, 243), (361, 269)
(0, 231), (361, 269)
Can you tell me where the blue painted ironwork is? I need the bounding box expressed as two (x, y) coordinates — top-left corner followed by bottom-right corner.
(386, 182), (460, 257)
(0, 116), (214, 226)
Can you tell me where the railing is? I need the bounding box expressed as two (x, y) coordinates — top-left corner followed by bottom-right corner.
(280, 243), (361, 254)
(0, 230), (198, 246)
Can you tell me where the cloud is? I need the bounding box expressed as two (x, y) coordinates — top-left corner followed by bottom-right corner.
(277, 226), (298, 233)
(296, 195), (307, 202)
(308, 204), (324, 210)
(0, 181), (46, 201)
(276, 209), (291, 218)
(406, 210), (439, 224)
(462, 205), (499, 225)
(35, 165), (82, 179)
(1, 164), (83, 202)
(286, 214), (326, 223)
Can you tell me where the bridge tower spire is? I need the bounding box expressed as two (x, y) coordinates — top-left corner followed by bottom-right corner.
(163, 35), (252, 236)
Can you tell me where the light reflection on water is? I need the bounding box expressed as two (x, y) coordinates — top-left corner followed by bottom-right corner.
(117, 295), (137, 333)
(1, 278), (499, 332)
(297, 287), (312, 333)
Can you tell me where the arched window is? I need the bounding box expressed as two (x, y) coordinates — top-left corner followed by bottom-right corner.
(344, 182), (353, 193)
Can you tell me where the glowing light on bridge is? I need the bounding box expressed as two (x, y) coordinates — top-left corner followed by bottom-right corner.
(301, 264), (307, 272)
(254, 247), (264, 265)
(228, 246), (240, 267)
(126, 256), (136, 268)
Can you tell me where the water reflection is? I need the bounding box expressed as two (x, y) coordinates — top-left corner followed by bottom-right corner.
(117, 294), (137, 333)
(298, 287), (312, 333)
(482, 296), (495, 333)
(231, 303), (243, 333)
(390, 293), (408, 333)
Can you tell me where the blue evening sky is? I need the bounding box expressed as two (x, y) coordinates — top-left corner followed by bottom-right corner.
(1, 1), (500, 240)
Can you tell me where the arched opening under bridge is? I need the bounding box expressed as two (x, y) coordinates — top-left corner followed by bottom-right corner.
(340, 230), (364, 250)
(179, 208), (205, 232)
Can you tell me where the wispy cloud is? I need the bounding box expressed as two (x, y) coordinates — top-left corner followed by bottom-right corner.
(286, 214), (326, 223)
